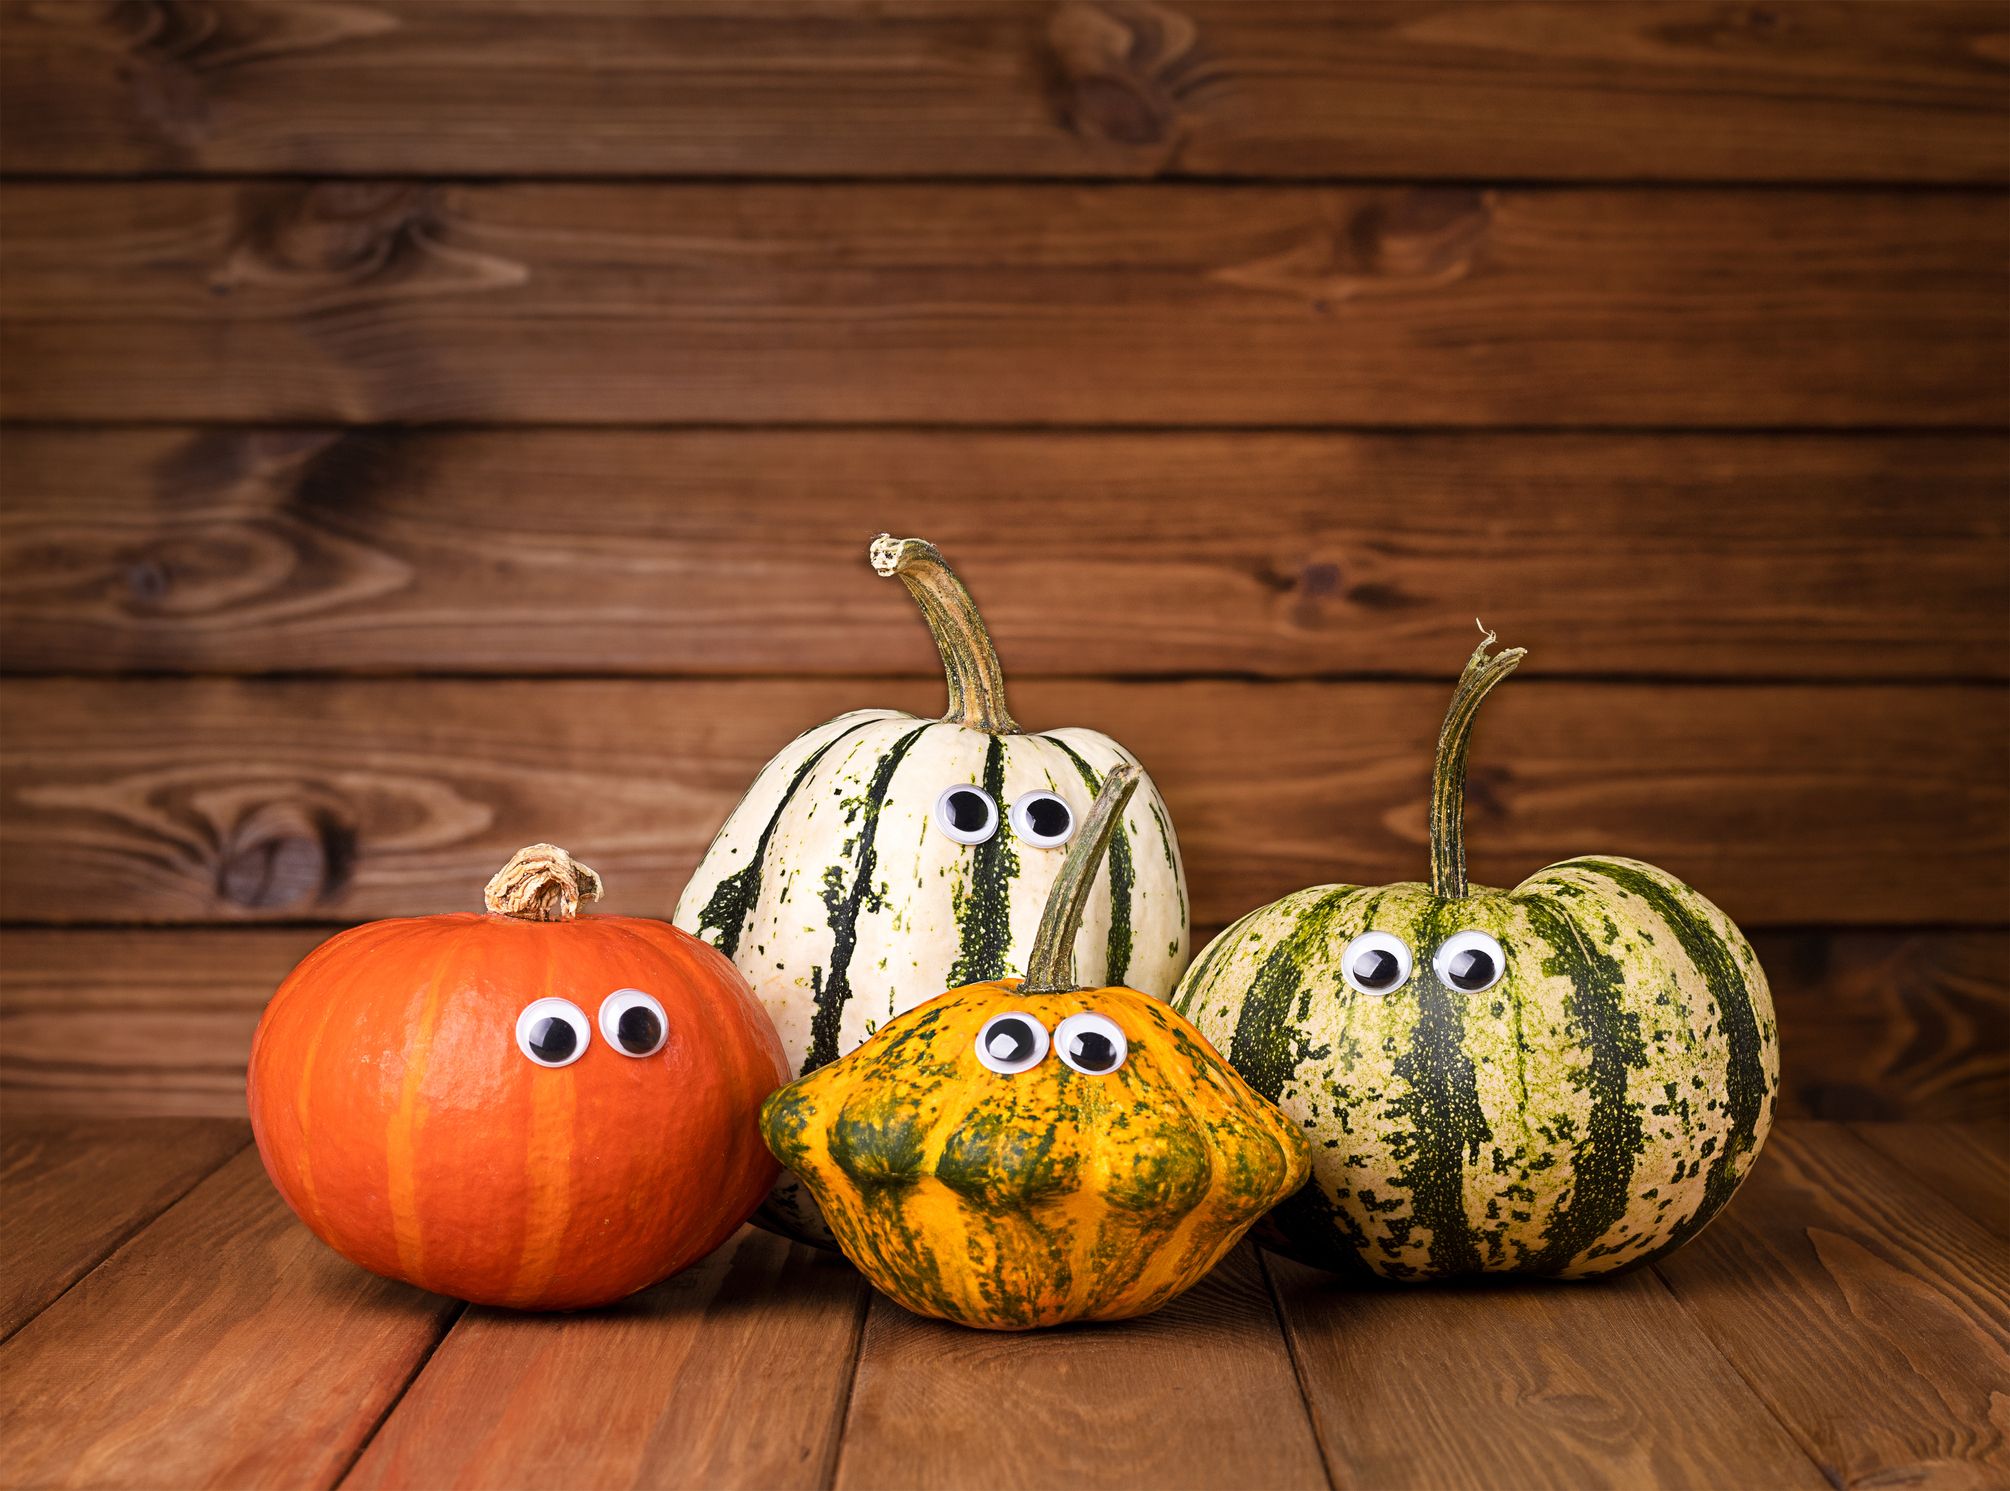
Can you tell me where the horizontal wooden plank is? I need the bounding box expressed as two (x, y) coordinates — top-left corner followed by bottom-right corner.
(1654, 1123), (2010, 1490)
(835, 1245), (1324, 1490)
(1768, 932), (2010, 1123)
(1267, 1254), (1825, 1489)
(2, 183), (2002, 427)
(0, 1117), (247, 1340)
(0, 1147), (459, 1491)
(346, 1226), (867, 1491)
(1851, 1122), (2010, 1237)
(2, 3), (2002, 183)
(4, 427), (2004, 681)
(2, 677), (2001, 929)
(8, 927), (1999, 1124)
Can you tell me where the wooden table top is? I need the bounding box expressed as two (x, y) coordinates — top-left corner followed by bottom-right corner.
(1, 1117), (2003, 1490)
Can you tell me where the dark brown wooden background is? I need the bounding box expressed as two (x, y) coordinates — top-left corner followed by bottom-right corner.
(0, 1), (2004, 1128)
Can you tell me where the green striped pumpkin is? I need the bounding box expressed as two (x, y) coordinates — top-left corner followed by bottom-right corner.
(675, 536), (1189, 1245)
(1172, 631), (1778, 1280)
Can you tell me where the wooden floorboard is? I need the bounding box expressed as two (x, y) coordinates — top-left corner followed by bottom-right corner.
(1652, 1123), (2010, 1490)
(0, 1148), (460, 1491)
(0, 1116), (248, 1340)
(3, 2), (2001, 182)
(1265, 1255), (1826, 1490)
(1850, 1121), (2010, 1238)
(833, 1246), (1326, 1491)
(5, 427), (2004, 683)
(342, 1227), (868, 1491)
(3, 677), (2002, 930)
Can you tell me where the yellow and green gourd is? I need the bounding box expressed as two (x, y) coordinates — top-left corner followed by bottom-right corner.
(1174, 629), (1780, 1280)
(761, 766), (1310, 1329)
(675, 536), (1188, 1245)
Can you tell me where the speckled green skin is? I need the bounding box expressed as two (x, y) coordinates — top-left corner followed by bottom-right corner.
(761, 980), (1311, 1329)
(1173, 857), (1778, 1280)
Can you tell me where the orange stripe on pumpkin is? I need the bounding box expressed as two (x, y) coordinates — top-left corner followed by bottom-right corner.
(506, 938), (577, 1306)
(385, 929), (464, 1284)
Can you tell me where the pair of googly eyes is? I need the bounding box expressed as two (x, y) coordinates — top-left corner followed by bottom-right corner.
(514, 990), (667, 1067)
(975, 1011), (1128, 1076)
(1342, 931), (1506, 997)
(934, 786), (1074, 848)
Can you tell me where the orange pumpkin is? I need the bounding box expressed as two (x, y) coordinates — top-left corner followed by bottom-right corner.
(248, 844), (787, 1310)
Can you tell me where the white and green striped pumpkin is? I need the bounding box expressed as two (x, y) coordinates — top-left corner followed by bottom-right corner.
(675, 536), (1189, 1245)
(1173, 631), (1778, 1280)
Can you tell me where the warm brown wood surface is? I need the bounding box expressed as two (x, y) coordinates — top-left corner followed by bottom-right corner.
(6, 427), (2005, 682)
(6, 926), (2003, 1126)
(836, 1247), (1325, 1491)
(1265, 1258), (1827, 1490)
(0, 1117), (247, 1339)
(1851, 1122), (2010, 1237)
(0, 1146), (461, 1491)
(1654, 1125), (2010, 1490)
(2, 1120), (2005, 1490)
(345, 1228), (869, 1491)
(4, 2), (2003, 183)
(3, 676), (2002, 928)
(3, 183), (2003, 427)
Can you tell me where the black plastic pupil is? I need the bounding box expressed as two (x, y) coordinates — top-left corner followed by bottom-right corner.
(985, 1018), (1035, 1064)
(947, 790), (989, 832)
(1353, 948), (1402, 989)
(1068, 1031), (1118, 1071)
(1448, 948), (1495, 989)
(527, 1017), (576, 1063)
(1025, 797), (1070, 839)
(616, 1004), (663, 1053)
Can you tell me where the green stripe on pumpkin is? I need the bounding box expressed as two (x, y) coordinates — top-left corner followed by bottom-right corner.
(946, 736), (1021, 987)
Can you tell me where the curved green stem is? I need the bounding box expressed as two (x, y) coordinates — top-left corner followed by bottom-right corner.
(1021, 763), (1140, 994)
(870, 535), (1018, 734)
(1429, 624), (1527, 901)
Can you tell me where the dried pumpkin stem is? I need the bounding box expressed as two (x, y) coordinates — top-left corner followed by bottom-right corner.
(484, 843), (603, 922)
(870, 534), (1019, 735)
(1021, 764), (1141, 994)
(1429, 623), (1527, 902)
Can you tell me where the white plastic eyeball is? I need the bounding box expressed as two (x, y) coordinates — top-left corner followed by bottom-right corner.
(516, 997), (591, 1067)
(1008, 790), (1075, 848)
(1434, 931), (1506, 993)
(599, 988), (668, 1057)
(1054, 1012), (1128, 1075)
(934, 784), (999, 845)
(974, 1011), (1050, 1075)
(1341, 932), (1413, 997)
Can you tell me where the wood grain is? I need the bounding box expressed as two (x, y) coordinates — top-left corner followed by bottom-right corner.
(1654, 1123), (2010, 1490)
(835, 1245), (1324, 1490)
(2, 182), (2002, 427)
(345, 1227), (868, 1491)
(2, 2), (2002, 183)
(0, 1147), (459, 1490)
(1851, 1122), (2010, 1237)
(8, 927), (2000, 1124)
(0, 1117), (248, 1339)
(1265, 1254), (1826, 1490)
(1, 676), (2002, 929)
(5, 426), (2005, 682)
(1765, 932), (2010, 1122)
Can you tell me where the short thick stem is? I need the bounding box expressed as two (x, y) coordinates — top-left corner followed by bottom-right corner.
(1021, 764), (1140, 994)
(1429, 626), (1527, 901)
(870, 534), (1018, 734)
(484, 843), (603, 921)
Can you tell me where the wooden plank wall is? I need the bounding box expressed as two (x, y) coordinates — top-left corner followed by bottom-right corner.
(1, 1), (2004, 1124)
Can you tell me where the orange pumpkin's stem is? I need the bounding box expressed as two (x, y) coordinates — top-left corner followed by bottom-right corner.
(484, 844), (604, 921)
(1021, 764), (1141, 994)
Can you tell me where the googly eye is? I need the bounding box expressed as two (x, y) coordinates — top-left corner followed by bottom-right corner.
(1434, 930), (1506, 993)
(933, 784), (999, 846)
(974, 1011), (1049, 1075)
(1341, 932), (1413, 997)
(1008, 790), (1075, 848)
(1054, 1012), (1128, 1075)
(515, 997), (590, 1067)
(598, 988), (668, 1057)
